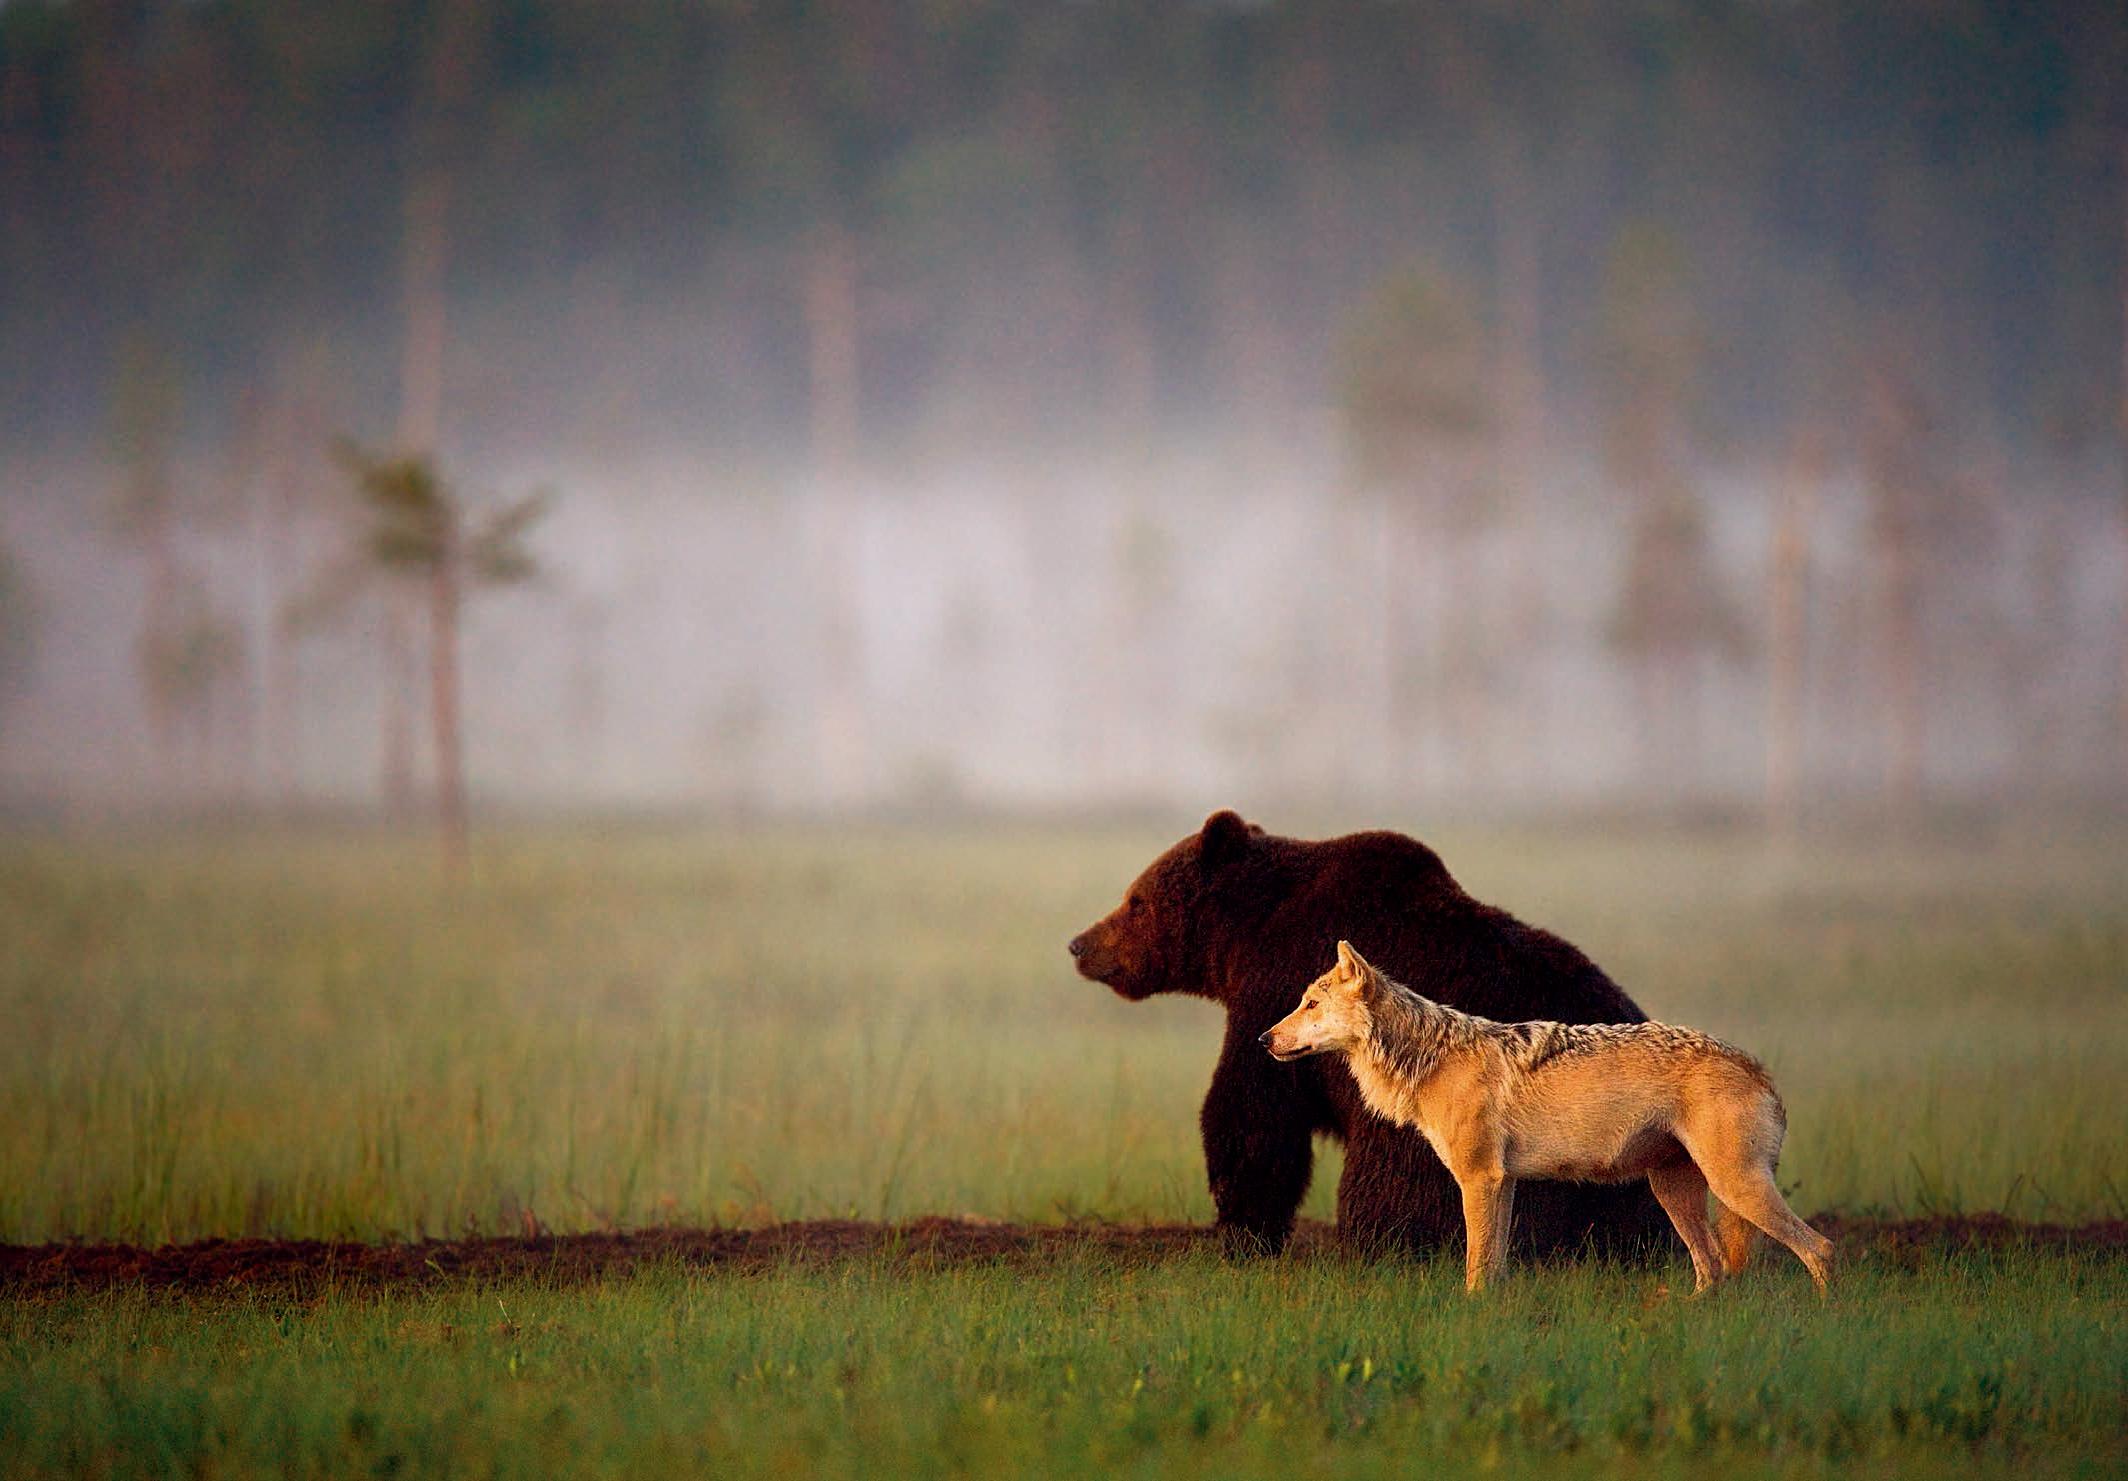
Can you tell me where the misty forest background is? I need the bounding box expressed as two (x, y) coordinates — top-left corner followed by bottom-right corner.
(1, 0), (2125, 821)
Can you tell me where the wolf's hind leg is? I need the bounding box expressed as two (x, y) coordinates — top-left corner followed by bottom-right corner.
(1699, 1162), (1834, 1297)
(1646, 1159), (1722, 1294)
(1490, 1177), (1516, 1283)
(1713, 1198), (1758, 1275)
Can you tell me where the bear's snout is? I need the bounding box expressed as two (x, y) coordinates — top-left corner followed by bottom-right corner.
(1069, 924), (1132, 992)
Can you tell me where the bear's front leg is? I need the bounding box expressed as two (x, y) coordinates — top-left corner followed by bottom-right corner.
(1335, 1116), (1463, 1257)
(1199, 1025), (1316, 1258)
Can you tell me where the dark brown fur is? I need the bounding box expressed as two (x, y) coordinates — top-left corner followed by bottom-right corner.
(1069, 810), (1672, 1259)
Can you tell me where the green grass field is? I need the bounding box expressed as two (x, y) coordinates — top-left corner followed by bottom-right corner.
(4, 820), (2123, 1240)
(3, 819), (2125, 1476)
(6, 1250), (2123, 1479)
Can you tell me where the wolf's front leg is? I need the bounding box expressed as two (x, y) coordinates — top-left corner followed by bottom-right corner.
(1460, 1173), (1513, 1292)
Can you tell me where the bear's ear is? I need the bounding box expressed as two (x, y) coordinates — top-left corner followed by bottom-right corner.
(1198, 809), (1253, 876)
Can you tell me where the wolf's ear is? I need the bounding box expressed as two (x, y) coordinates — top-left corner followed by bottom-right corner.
(1337, 940), (1374, 982)
(1198, 809), (1253, 876)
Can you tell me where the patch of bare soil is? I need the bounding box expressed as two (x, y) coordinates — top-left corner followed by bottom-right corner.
(2, 1215), (2120, 1297)
(1810, 1212), (2128, 1269)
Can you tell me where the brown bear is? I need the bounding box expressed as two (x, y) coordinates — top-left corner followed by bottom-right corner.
(1068, 810), (1672, 1259)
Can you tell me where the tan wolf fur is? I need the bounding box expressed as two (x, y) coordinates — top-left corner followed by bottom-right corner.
(1262, 942), (1833, 1296)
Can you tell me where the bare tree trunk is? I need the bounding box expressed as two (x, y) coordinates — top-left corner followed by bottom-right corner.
(805, 221), (860, 474)
(566, 599), (609, 794)
(139, 502), (179, 777)
(1490, 127), (1550, 790)
(1765, 428), (1822, 837)
(241, 385), (300, 808)
(2119, 134), (2128, 793)
(1864, 363), (1930, 823)
(1283, 30), (1347, 379)
(1877, 519), (1924, 819)
(1636, 655), (1670, 802)
(1386, 492), (1430, 801)
(1434, 496), (1489, 799)
(236, 391), (271, 805)
(429, 554), (468, 872)
(384, 166), (451, 817)
(1100, 518), (1143, 800)
(398, 170), (449, 457)
(1105, 216), (1158, 449)
(115, 339), (184, 793)
(261, 416), (306, 809)
(803, 220), (868, 807)
(2019, 503), (2072, 798)
(1212, 225), (1284, 453)
(1677, 654), (1709, 805)
(1439, 534), (1476, 797)
(1647, 648), (1705, 806)
(268, 604), (300, 805)
(381, 603), (418, 813)
(388, 0), (484, 838)
(1337, 491), (1396, 802)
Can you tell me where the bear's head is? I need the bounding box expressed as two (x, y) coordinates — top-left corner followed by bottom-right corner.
(1068, 809), (1260, 1000)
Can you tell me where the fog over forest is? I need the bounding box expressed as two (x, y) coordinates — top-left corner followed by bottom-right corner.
(0, 0), (2123, 819)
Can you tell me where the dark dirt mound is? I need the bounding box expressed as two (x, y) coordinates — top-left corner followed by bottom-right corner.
(1810, 1212), (2128, 1268)
(3, 1215), (2121, 1297)
(0, 1219), (1226, 1297)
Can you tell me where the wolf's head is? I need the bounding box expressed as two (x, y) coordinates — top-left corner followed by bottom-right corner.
(1260, 940), (1379, 1061)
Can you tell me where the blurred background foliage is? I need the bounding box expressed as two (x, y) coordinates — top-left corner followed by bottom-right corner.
(1, 0), (2119, 459)
(0, 0), (2123, 821)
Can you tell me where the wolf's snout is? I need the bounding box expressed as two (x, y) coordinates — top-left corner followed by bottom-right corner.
(1257, 1028), (1273, 1047)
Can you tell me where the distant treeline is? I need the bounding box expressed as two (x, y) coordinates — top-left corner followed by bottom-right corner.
(1, 0), (2122, 463)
